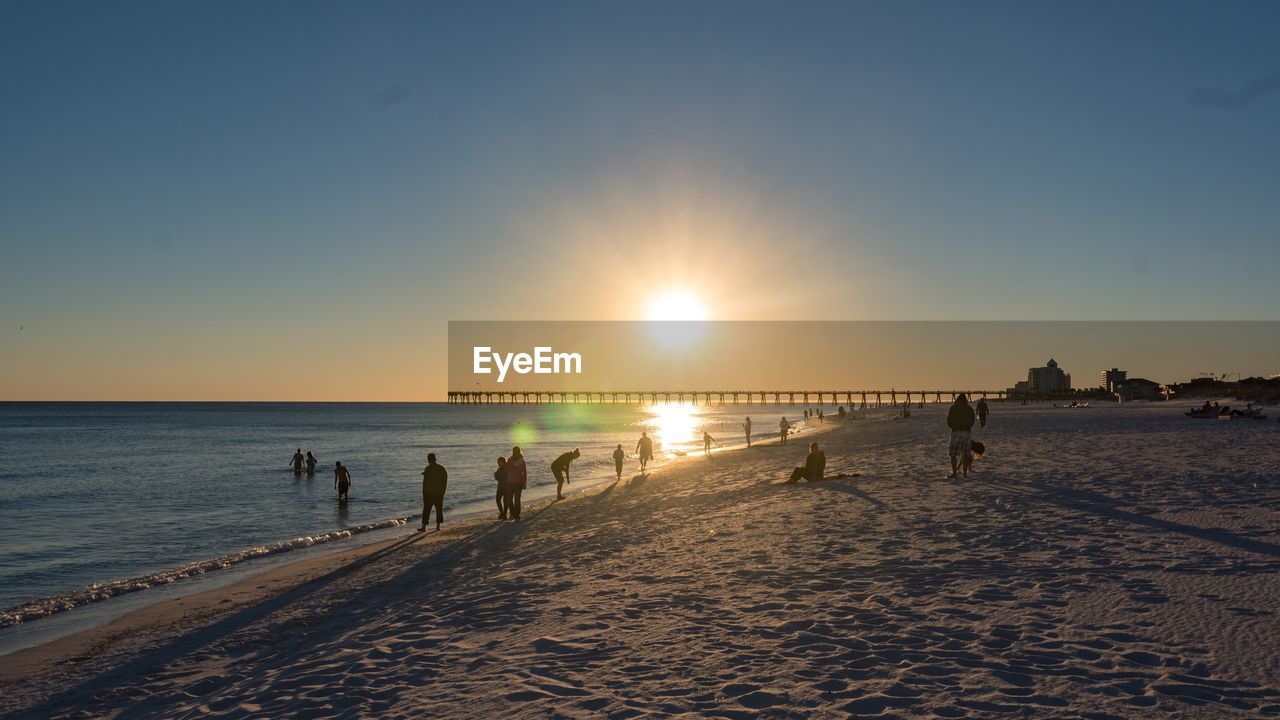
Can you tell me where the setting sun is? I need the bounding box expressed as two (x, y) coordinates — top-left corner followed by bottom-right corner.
(647, 291), (709, 321)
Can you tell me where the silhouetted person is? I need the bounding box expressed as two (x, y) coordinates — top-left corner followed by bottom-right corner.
(334, 461), (351, 501)
(636, 432), (654, 472)
(786, 442), (826, 483)
(947, 394), (976, 479)
(305, 451), (317, 475)
(612, 444), (625, 480)
(419, 453), (448, 531)
(779, 417), (791, 445)
(976, 398), (989, 428)
(506, 446), (527, 520)
(703, 431), (715, 457)
(290, 448), (304, 475)
(551, 448), (580, 500)
(817, 408), (824, 423)
(744, 416), (752, 447)
(494, 456), (509, 520)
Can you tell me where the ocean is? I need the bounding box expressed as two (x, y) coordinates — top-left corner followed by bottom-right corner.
(0, 401), (819, 630)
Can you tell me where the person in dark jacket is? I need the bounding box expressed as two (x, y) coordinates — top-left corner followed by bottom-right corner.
(551, 448), (580, 500)
(419, 453), (448, 531)
(786, 442), (826, 483)
(976, 398), (989, 428)
(946, 394), (976, 478)
(506, 446), (527, 520)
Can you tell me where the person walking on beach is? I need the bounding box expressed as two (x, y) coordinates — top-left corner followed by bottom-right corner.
(976, 398), (989, 428)
(419, 453), (448, 531)
(703, 430), (715, 457)
(506, 446), (527, 520)
(779, 416), (791, 445)
(551, 448), (580, 500)
(612, 444), (625, 480)
(290, 448), (304, 475)
(946, 394), (976, 479)
(744, 416), (752, 448)
(494, 456), (509, 520)
(786, 442), (826, 483)
(334, 461), (351, 501)
(305, 451), (317, 475)
(636, 432), (654, 473)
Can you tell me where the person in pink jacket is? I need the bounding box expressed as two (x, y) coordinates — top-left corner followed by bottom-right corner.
(505, 446), (528, 521)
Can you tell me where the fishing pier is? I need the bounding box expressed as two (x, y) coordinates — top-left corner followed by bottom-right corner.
(447, 390), (1006, 406)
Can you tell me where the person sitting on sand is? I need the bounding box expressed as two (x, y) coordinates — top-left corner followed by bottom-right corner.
(612, 444), (625, 480)
(305, 451), (317, 475)
(290, 448), (304, 475)
(419, 453), (448, 531)
(744, 416), (752, 447)
(636, 432), (654, 472)
(946, 394), (976, 479)
(551, 448), (580, 500)
(334, 461), (351, 501)
(786, 442), (826, 483)
(494, 456), (509, 520)
(506, 446), (527, 521)
(779, 416), (791, 445)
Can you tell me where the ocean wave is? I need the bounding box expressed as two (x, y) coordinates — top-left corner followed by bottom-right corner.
(0, 516), (412, 628)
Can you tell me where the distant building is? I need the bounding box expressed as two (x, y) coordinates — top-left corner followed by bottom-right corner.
(1101, 368), (1127, 393)
(1006, 381), (1030, 396)
(1116, 378), (1162, 401)
(1028, 358), (1071, 394)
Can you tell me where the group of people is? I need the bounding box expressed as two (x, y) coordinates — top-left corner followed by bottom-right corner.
(290, 449), (353, 502)
(945, 395), (989, 478)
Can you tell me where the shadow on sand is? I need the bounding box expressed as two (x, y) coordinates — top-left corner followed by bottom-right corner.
(983, 480), (1280, 559)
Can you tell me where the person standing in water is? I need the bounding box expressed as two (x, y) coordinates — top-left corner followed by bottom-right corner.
(290, 448), (304, 475)
(506, 446), (527, 520)
(551, 448), (580, 500)
(636, 431), (654, 473)
(779, 416), (791, 445)
(612, 444), (625, 480)
(419, 453), (448, 531)
(946, 394), (976, 479)
(334, 461), (352, 501)
(703, 431), (715, 457)
(494, 456), (509, 520)
(305, 451), (318, 475)
(976, 397), (989, 428)
(744, 416), (752, 448)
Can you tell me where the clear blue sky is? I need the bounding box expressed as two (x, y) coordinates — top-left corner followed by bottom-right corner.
(2, 1), (1278, 399)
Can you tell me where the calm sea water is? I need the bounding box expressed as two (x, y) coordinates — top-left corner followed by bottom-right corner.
(0, 402), (816, 615)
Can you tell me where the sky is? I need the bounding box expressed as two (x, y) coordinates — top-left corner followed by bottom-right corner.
(2, 0), (1278, 400)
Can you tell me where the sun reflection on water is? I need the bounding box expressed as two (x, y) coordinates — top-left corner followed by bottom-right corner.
(642, 403), (705, 456)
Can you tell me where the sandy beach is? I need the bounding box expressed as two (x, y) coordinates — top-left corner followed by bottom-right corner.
(2, 403), (1278, 718)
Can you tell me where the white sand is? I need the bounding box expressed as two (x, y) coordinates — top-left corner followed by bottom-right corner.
(2, 402), (1278, 718)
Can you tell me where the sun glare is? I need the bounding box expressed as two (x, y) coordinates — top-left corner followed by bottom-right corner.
(647, 291), (709, 322)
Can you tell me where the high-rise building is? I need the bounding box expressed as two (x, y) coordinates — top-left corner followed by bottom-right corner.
(1101, 368), (1127, 393)
(1028, 358), (1071, 393)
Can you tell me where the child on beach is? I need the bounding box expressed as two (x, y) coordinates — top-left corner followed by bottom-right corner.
(494, 456), (509, 520)
(612, 444), (625, 480)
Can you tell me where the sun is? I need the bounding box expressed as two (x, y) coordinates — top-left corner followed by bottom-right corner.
(647, 291), (709, 321)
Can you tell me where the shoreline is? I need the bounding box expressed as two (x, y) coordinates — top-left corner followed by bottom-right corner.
(0, 412), (840, 678)
(3, 402), (1278, 717)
